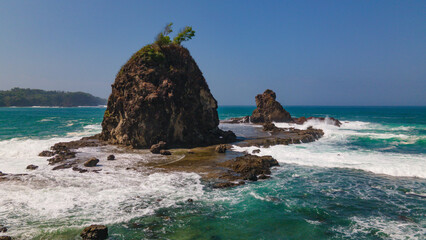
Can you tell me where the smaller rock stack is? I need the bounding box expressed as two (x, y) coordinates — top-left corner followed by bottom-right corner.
(250, 89), (292, 123)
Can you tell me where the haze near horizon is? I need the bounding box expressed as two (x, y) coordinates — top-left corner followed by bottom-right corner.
(0, 0), (424, 106)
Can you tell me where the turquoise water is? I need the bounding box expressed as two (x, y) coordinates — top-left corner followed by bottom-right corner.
(0, 106), (425, 239)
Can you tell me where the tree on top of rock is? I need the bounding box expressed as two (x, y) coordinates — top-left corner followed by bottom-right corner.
(173, 26), (195, 45)
(154, 22), (195, 46)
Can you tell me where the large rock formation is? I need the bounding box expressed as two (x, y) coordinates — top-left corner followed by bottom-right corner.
(250, 89), (292, 123)
(101, 44), (235, 148)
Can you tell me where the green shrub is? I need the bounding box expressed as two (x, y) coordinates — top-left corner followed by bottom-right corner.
(173, 26), (195, 45)
(155, 22), (173, 46)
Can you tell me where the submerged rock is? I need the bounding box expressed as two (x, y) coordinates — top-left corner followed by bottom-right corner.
(84, 158), (99, 167)
(26, 164), (38, 170)
(0, 236), (11, 240)
(107, 155), (115, 160)
(101, 43), (236, 148)
(80, 225), (108, 240)
(251, 89), (292, 123)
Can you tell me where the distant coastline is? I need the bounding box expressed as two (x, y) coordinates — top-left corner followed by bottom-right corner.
(0, 88), (107, 107)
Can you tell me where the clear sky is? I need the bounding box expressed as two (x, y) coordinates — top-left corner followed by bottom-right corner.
(0, 0), (425, 106)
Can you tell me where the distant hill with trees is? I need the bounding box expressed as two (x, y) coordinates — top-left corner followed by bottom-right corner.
(0, 88), (107, 107)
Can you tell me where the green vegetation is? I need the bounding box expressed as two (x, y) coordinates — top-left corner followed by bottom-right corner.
(154, 22), (195, 46)
(0, 88), (107, 107)
(155, 22), (173, 46)
(173, 26), (195, 45)
(117, 23), (196, 77)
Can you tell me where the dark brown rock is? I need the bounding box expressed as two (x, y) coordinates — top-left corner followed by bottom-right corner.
(84, 158), (99, 167)
(26, 164), (38, 170)
(250, 89), (292, 123)
(107, 155), (115, 160)
(47, 150), (76, 165)
(72, 167), (88, 173)
(159, 150), (171, 155)
(263, 122), (278, 132)
(150, 141), (167, 154)
(0, 225), (7, 232)
(252, 149), (261, 154)
(220, 154), (279, 181)
(38, 150), (54, 157)
(0, 236), (11, 240)
(100, 44), (236, 148)
(80, 225), (108, 240)
(215, 144), (227, 153)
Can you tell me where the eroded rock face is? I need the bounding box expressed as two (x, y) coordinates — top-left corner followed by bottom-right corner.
(250, 89), (292, 123)
(101, 44), (235, 148)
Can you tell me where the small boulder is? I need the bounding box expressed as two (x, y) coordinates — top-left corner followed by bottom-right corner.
(150, 141), (167, 154)
(107, 155), (115, 160)
(72, 167), (88, 173)
(0, 224), (7, 232)
(26, 165), (39, 170)
(80, 225), (108, 240)
(215, 144), (227, 153)
(187, 198), (193, 202)
(159, 150), (171, 155)
(252, 149), (260, 154)
(263, 122), (278, 132)
(0, 236), (11, 240)
(84, 158), (99, 167)
(38, 150), (54, 157)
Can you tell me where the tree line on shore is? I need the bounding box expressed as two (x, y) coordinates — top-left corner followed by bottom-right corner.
(0, 88), (106, 107)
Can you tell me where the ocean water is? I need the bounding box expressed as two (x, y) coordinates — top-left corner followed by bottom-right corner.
(0, 106), (425, 239)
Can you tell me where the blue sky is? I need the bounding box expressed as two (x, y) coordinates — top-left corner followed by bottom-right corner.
(0, 0), (424, 105)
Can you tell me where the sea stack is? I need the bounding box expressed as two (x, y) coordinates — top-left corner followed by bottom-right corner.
(250, 89), (292, 123)
(101, 41), (235, 148)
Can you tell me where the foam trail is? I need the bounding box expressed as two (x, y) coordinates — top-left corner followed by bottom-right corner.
(0, 139), (204, 238)
(0, 124), (102, 174)
(234, 119), (426, 178)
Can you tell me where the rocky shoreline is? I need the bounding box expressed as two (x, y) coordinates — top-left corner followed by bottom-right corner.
(0, 32), (342, 239)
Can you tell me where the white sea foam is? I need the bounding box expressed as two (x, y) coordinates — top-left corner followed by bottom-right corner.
(335, 216), (425, 240)
(0, 131), (204, 238)
(233, 119), (426, 178)
(0, 124), (102, 174)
